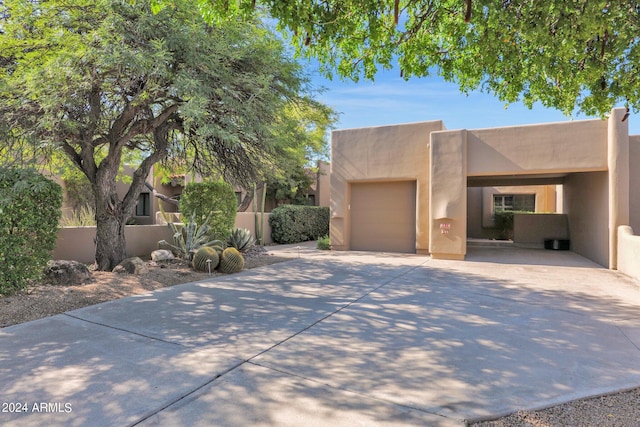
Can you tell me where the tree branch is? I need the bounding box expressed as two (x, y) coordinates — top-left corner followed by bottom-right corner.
(144, 181), (180, 207)
(464, 0), (472, 23)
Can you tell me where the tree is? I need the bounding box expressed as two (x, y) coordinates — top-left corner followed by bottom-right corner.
(0, 0), (331, 270)
(236, 94), (336, 211)
(195, 0), (639, 116)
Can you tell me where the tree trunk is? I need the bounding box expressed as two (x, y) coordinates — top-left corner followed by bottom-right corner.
(93, 162), (130, 271)
(238, 191), (254, 212)
(94, 211), (127, 271)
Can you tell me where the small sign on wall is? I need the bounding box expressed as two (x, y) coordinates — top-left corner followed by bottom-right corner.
(440, 223), (451, 234)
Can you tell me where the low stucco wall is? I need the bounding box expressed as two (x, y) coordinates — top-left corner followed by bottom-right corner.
(54, 213), (272, 263)
(54, 225), (174, 264)
(618, 226), (640, 281)
(630, 136), (640, 232)
(234, 212), (272, 245)
(513, 214), (569, 248)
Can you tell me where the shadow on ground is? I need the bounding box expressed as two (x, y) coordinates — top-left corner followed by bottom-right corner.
(1, 249), (640, 426)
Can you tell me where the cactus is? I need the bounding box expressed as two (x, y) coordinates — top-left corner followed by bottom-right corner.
(207, 240), (226, 257)
(218, 247), (245, 274)
(226, 228), (254, 252)
(192, 246), (219, 272)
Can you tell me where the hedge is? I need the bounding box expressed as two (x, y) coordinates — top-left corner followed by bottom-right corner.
(269, 205), (329, 244)
(0, 167), (62, 295)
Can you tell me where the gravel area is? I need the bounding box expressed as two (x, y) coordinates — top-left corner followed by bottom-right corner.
(469, 387), (640, 426)
(0, 248), (292, 328)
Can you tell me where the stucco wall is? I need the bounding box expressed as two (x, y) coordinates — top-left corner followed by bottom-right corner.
(316, 160), (331, 208)
(467, 120), (608, 176)
(513, 214), (569, 248)
(479, 185), (556, 228)
(54, 225), (174, 264)
(430, 129), (467, 259)
(468, 186), (559, 241)
(618, 226), (640, 281)
(563, 171), (609, 267)
(630, 136), (640, 232)
(55, 214), (273, 263)
(330, 121), (444, 253)
(235, 212), (273, 245)
(466, 188), (494, 239)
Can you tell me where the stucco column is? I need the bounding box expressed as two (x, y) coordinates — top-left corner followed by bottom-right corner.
(608, 107), (630, 269)
(429, 130), (467, 260)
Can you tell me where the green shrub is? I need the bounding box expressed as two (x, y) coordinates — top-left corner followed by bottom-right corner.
(493, 210), (530, 240)
(59, 204), (96, 227)
(317, 235), (331, 250)
(269, 205), (330, 244)
(179, 180), (238, 240)
(0, 167), (62, 295)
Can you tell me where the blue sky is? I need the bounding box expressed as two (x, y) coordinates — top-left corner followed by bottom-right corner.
(308, 66), (639, 135)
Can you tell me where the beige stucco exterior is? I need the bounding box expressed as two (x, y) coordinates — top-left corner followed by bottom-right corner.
(331, 108), (637, 268)
(330, 121), (445, 253)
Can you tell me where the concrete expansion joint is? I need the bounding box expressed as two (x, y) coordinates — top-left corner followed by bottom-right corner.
(62, 313), (186, 348)
(128, 359), (246, 427)
(617, 326), (640, 352)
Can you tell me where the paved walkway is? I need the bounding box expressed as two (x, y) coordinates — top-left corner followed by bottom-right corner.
(2, 244), (640, 426)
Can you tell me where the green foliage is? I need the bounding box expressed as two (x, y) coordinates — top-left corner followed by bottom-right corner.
(192, 246), (220, 272)
(0, 168), (62, 294)
(317, 235), (331, 250)
(0, 0), (334, 270)
(196, 0), (639, 116)
(266, 165), (316, 206)
(180, 180), (238, 240)
(269, 205), (330, 244)
(493, 210), (531, 240)
(158, 213), (223, 260)
(218, 247), (245, 274)
(59, 205), (96, 227)
(63, 173), (94, 213)
(227, 228), (255, 252)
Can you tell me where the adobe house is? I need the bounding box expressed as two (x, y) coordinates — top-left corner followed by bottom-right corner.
(330, 107), (639, 268)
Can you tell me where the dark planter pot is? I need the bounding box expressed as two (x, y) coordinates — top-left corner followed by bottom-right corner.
(544, 239), (570, 250)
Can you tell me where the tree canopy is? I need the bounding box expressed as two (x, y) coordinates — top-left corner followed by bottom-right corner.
(194, 0), (640, 116)
(0, 0), (334, 269)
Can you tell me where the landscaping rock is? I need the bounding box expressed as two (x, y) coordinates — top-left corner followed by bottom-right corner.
(151, 249), (175, 262)
(44, 260), (93, 286)
(113, 257), (149, 275)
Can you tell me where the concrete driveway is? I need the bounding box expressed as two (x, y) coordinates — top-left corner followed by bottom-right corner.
(2, 244), (640, 426)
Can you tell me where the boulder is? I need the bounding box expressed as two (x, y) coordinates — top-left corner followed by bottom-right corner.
(151, 249), (175, 262)
(113, 257), (149, 275)
(44, 260), (93, 286)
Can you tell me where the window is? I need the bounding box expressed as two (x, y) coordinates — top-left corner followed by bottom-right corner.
(493, 194), (535, 213)
(235, 191), (242, 206)
(136, 193), (150, 216)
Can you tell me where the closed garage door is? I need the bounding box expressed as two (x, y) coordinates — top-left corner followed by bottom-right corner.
(350, 181), (416, 253)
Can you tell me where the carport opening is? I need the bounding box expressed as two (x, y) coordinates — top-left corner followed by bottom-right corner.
(466, 171), (610, 267)
(467, 174), (567, 246)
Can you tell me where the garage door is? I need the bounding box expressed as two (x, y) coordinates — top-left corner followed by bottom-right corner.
(350, 181), (416, 253)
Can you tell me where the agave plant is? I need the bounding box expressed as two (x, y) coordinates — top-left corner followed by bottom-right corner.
(158, 212), (223, 261)
(226, 227), (255, 252)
